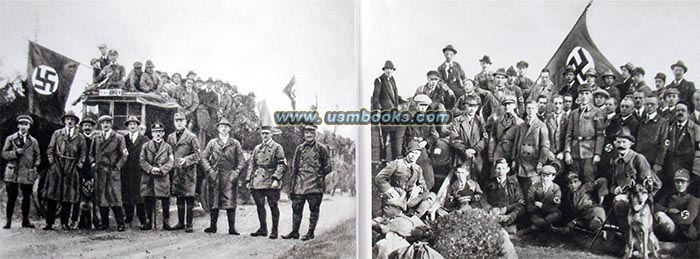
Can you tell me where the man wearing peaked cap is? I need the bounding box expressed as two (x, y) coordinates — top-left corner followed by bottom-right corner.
(2, 115), (40, 229)
(655, 72), (667, 92)
(247, 124), (287, 239)
(668, 60), (696, 105)
(139, 121), (173, 231)
(167, 111), (201, 233)
(563, 80), (606, 183)
(372, 60), (404, 163)
(122, 115), (149, 228)
(489, 93), (523, 168)
(43, 109), (87, 230)
(660, 87), (680, 122)
(561, 171), (608, 233)
(283, 118), (332, 241)
(438, 44), (466, 98)
(139, 60), (159, 93)
(518, 164), (562, 236)
(475, 55), (495, 90)
(402, 94), (439, 190)
(654, 168), (700, 241)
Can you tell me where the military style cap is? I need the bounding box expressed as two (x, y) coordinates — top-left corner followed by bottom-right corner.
(493, 67), (508, 77)
(124, 115), (141, 126)
(16, 115), (33, 124)
(578, 84), (593, 93)
(562, 65), (576, 75)
(216, 118), (232, 127)
(303, 124), (318, 131)
(671, 60), (688, 73)
(260, 125), (272, 133)
(655, 72), (667, 81)
(615, 127), (635, 142)
(540, 165), (557, 175)
(134, 62), (143, 68)
(585, 68), (597, 77)
(592, 89), (610, 98)
(674, 168), (690, 181)
(632, 67), (645, 76)
(516, 60), (529, 69)
(173, 112), (186, 120)
(62, 110), (80, 123)
(145, 60), (154, 68)
(501, 95), (517, 105)
(620, 62), (635, 72)
(479, 55), (491, 64)
(97, 115), (113, 124)
(426, 70), (440, 78)
(601, 69), (616, 79)
(108, 49), (119, 56)
(566, 172), (580, 181)
(405, 141), (422, 153)
(382, 60), (396, 71)
(506, 66), (517, 77)
(414, 94), (432, 105)
(664, 87), (680, 96)
(442, 44), (458, 54)
(151, 122), (165, 132)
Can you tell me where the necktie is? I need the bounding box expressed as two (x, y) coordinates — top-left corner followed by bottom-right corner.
(18, 135), (25, 146)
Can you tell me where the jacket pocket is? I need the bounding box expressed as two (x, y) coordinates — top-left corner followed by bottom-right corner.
(4, 164), (16, 182)
(26, 168), (38, 183)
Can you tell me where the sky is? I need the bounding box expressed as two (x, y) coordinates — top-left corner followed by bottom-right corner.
(360, 0), (700, 101)
(0, 0), (358, 138)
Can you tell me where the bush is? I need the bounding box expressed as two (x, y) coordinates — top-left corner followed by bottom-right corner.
(430, 208), (505, 259)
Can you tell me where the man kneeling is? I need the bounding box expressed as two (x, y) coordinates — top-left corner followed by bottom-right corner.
(437, 164), (490, 217)
(654, 169), (700, 241)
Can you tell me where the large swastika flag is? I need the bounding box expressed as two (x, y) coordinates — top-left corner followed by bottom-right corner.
(27, 41), (79, 124)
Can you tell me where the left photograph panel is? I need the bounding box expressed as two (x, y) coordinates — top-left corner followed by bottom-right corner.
(0, 1), (358, 258)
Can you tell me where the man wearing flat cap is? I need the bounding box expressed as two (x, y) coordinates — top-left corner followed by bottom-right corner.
(400, 95), (439, 190)
(96, 49), (126, 90)
(139, 60), (159, 93)
(561, 172), (608, 233)
(655, 72), (668, 95)
(2, 115), (40, 229)
(372, 60), (404, 162)
(616, 62), (636, 99)
(654, 168), (700, 241)
(437, 44), (466, 98)
(518, 165), (561, 236)
(474, 55), (494, 91)
(631, 67), (652, 96)
(415, 70), (455, 110)
(92, 44), (109, 83)
(559, 65), (580, 109)
(122, 116), (150, 228)
(167, 112), (201, 232)
(247, 125), (287, 239)
(90, 115), (129, 231)
(599, 69), (621, 102)
(283, 124), (332, 241)
(564, 84), (606, 183)
(139, 122), (174, 230)
(201, 118), (245, 235)
(662, 101), (700, 197)
(667, 60), (696, 105)
(126, 62), (143, 92)
(43, 110), (87, 230)
(515, 60), (535, 99)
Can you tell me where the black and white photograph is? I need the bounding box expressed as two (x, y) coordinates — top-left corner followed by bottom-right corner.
(0, 0), (357, 258)
(366, 1), (700, 258)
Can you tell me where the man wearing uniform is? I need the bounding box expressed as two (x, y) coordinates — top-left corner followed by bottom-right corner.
(515, 60), (535, 100)
(449, 95), (488, 184)
(561, 173), (608, 233)
(474, 55), (494, 91)
(663, 102), (700, 197)
(201, 118), (245, 235)
(559, 65), (579, 108)
(43, 111), (87, 230)
(489, 95), (523, 164)
(660, 88), (680, 123)
(437, 45), (466, 99)
(654, 169), (700, 241)
(90, 115), (128, 231)
(96, 49), (126, 89)
(520, 165), (561, 236)
(2, 115), (40, 229)
(631, 67), (652, 96)
(599, 97), (622, 181)
(122, 115), (149, 228)
(176, 78), (199, 128)
(616, 62), (635, 99)
(654, 73), (667, 97)
(483, 158), (524, 233)
(584, 68), (599, 91)
(636, 94), (669, 181)
(415, 70), (455, 111)
(667, 61), (696, 105)
(283, 124), (333, 241)
(600, 69), (621, 102)
(247, 126), (287, 239)
(564, 84), (606, 183)
(167, 112), (201, 232)
(372, 60), (403, 162)
(138, 122), (174, 230)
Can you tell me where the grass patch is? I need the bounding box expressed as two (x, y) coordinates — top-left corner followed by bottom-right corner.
(278, 217), (356, 259)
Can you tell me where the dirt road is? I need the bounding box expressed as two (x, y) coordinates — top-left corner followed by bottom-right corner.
(0, 194), (355, 259)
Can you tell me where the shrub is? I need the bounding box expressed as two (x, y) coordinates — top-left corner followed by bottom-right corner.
(430, 208), (505, 259)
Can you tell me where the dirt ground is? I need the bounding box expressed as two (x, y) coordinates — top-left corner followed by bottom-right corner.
(0, 193), (355, 259)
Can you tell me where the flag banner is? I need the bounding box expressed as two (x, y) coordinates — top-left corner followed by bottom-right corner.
(26, 41), (79, 124)
(544, 5), (620, 91)
(282, 75), (296, 110)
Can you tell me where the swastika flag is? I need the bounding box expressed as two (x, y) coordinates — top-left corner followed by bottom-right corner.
(544, 4), (620, 91)
(27, 41), (79, 124)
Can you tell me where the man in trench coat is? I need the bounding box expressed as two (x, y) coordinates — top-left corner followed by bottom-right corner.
(139, 122), (174, 230)
(90, 115), (128, 231)
(167, 112), (201, 232)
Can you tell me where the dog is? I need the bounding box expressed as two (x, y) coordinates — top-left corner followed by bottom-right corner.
(623, 183), (660, 259)
(77, 179), (95, 230)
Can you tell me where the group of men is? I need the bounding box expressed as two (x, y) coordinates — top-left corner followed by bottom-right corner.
(2, 109), (332, 241)
(372, 44), (699, 243)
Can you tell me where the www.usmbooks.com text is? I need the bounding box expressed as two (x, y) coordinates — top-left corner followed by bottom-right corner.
(274, 109), (452, 126)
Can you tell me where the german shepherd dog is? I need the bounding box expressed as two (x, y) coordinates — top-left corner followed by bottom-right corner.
(623, 183), (659, 259)
(77, 179), (95, 229)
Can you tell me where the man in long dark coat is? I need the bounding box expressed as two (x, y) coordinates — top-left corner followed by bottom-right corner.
(167, 112), (201, 232)
(139, 122), (174, 230)
(122, 115), (149, 227)
(90, 115), (128, 231)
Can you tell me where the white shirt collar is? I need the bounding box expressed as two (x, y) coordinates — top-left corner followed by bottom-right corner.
(607, 113), (616, 120)
(677, 119), (688, 128)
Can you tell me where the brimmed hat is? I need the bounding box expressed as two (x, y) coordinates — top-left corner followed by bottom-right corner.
(216, 118), (232, 127)
(479, 55), (492, 64)
(124, 115), (141, 126)
(133, 62), (143, 68)
(426, 70), (440, 78)
(563, 65), (576, 75)
(151, 122), (165, 132)
(671, 60), (688, 73)
(442, 44), (458, 54)
(97, 44), (107, 49)
(601, 69), (616, 79)
(97, 115), (113, 124)
(382, 60), (396, 71)
(615, 127), (635, 142)
(414, 94), (432, 105)
(506, 66), (517, 77)
(578, 84), (593, 93)
(80, 114), (97, 126)
(585, 68), (598, 77)
(260, 125), (272, 133)
(493, 67), (507, 77)
(16, 115), (33, 124)
(405, 141), (422, 153)
(62, 110), (80, 123)
(540, 165), (557, 175)
(593, 89), (610, 98)
(620, 62), (635, 72)
(516, 60), (529, 69)
(187, 71), (197, 77)
(145, 60), (154, 68)
(674, 168), (690, 181)
(632, 67), (645, 76)
(655, 72), (667, 81)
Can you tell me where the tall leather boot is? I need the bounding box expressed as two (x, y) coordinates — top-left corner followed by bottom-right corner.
(302, 210), (319, 241)
(204, 209), (218, 233)
(185, 200), (194, 233)
(21, 198), (34, 228)
(281, 212), (301, 239)
(250, 205), (267, 237)
(172, 202), (185, 230)
(227, 209), (239, 235)
(269, 203), (279, 239)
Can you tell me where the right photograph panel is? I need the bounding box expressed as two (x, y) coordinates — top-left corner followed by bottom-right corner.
(364, 1), (700, 258)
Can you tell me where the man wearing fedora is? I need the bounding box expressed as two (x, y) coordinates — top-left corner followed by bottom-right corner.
(43, 111), (87, 230)
(563, 84), (606, 183)
(139, 122), (174, 231)
(474, 55), (494, 91)
(167, 112), (201, 232)
(492, 67), (525, 115)
(247, 125), (287, 239)
(667, 60), (696, 105)
(90, 115), (129, 231)
(283, 124), (332, 241)
(201, 118), (245, 235)
(600, 69), (621, 102)
(437, 44), (466, 98)
(559, 65), (580, 108)
(77, 114), (100, 229)
(584, 68), (599, 91)
(2, 115), (40, 229)
(122, 115), (150, 228)
(372, 60), (404, 162)
(616, 62), (636, 99)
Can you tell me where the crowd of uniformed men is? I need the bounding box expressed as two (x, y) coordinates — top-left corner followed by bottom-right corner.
(2, 44), (332, 242)
(373, 44), (699, 242)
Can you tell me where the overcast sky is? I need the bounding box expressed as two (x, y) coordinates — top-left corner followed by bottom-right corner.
(0, 0), (357, 137)
(360, 0), (700, 100)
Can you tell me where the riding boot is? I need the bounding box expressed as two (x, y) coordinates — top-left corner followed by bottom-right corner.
(185, 201), (194, 232)
(21, 198), (34, 228)
(172, 203), (185, 230)
(269, 204), (279, 239)
(251, 208), (268, 236)
(204, 209), (218, 233)
(282, 212), (302, 239)
(4, 199), (15, 229)
(302, 212), (319, 241)
(227, 209), (239, 235)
